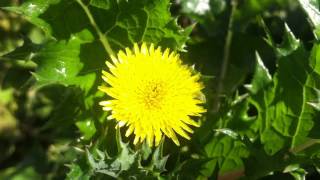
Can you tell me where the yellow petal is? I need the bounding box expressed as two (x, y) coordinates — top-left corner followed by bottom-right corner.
(182, 117), (200, 127)
(125, 125), (134, 137)
(134, 43), (140, 55)
(173, 126), (190, 140)
(141, 42), (148, 55)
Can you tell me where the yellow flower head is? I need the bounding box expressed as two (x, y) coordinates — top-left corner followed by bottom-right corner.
(99, 43), (206, 146)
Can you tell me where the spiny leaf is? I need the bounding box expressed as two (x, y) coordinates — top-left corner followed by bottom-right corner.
(249, 24), (320, 155)
(277, 23), (300, 57)
(80, 133), (169, 179)
(149, 139), (168, 173)
(298, 0), (320, 39)
(245, 51), (272, 94)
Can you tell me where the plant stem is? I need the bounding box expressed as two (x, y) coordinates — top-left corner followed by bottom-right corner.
(290, 139), (320, 154)
(213, 0), (238, 112)
(76, 0), (115, 57)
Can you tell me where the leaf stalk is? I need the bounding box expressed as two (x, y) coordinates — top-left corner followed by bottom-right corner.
(76, 0), (115, 57)
(213, 0), (238, 113)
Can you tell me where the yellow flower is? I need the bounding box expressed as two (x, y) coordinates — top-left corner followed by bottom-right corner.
(99, 43), (206, 146)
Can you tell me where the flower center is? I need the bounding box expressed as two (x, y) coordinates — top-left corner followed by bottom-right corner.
(141, 81), (166, 109)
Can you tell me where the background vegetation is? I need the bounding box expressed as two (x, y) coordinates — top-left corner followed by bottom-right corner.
(1, 0), (320, 179)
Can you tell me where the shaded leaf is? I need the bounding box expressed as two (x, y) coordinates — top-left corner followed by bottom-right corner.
(203, 135), (249, 176)
(2, 0), (59, 37)
(298, 0), (320, 39)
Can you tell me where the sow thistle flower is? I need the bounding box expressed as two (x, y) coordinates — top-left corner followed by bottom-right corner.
(99, 43), (206, 147)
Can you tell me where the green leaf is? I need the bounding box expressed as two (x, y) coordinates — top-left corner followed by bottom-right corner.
(82, 130), (139, 178)
(276, 24), (301, 57)
(76, 119), (96, 140)
(213, 128), (240, 140)
(274, 46), (318, 149)
(91, 0), (191, 50)
(259, 21), (301, 57)
(243, 145), (289, 179)
(68, 129), (171, 179)
(66, 164), (90, 180)
(141, 141), (153, 161)
(112, 133), (138, 173)
(1, 38), (41, 61)
(31, 29), (96, 93)
(307, 89), (320, 111)
(7, 0), (191, 51)
(192, 93), (254, 177)
(203, 135), (249, 176)
(171, 158), (212, 179)
(2, 0), (59, 37)
(298, 0), (320, 39)
(39, 86), (83, 134)
(249, 25), (320, 155)
(246, 52), (272, 94)
(284, 165), (307, 180)
(149, 139), (168, 173)
(305, 40), (320, 111)
(4, 0), (92, 40)
(90, 0), (111, 10)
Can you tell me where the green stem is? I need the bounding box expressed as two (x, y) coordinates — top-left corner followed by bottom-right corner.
(213, 0), (238, 113)
(290, 139), (320, 154)
(76, 0), (115, 57)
